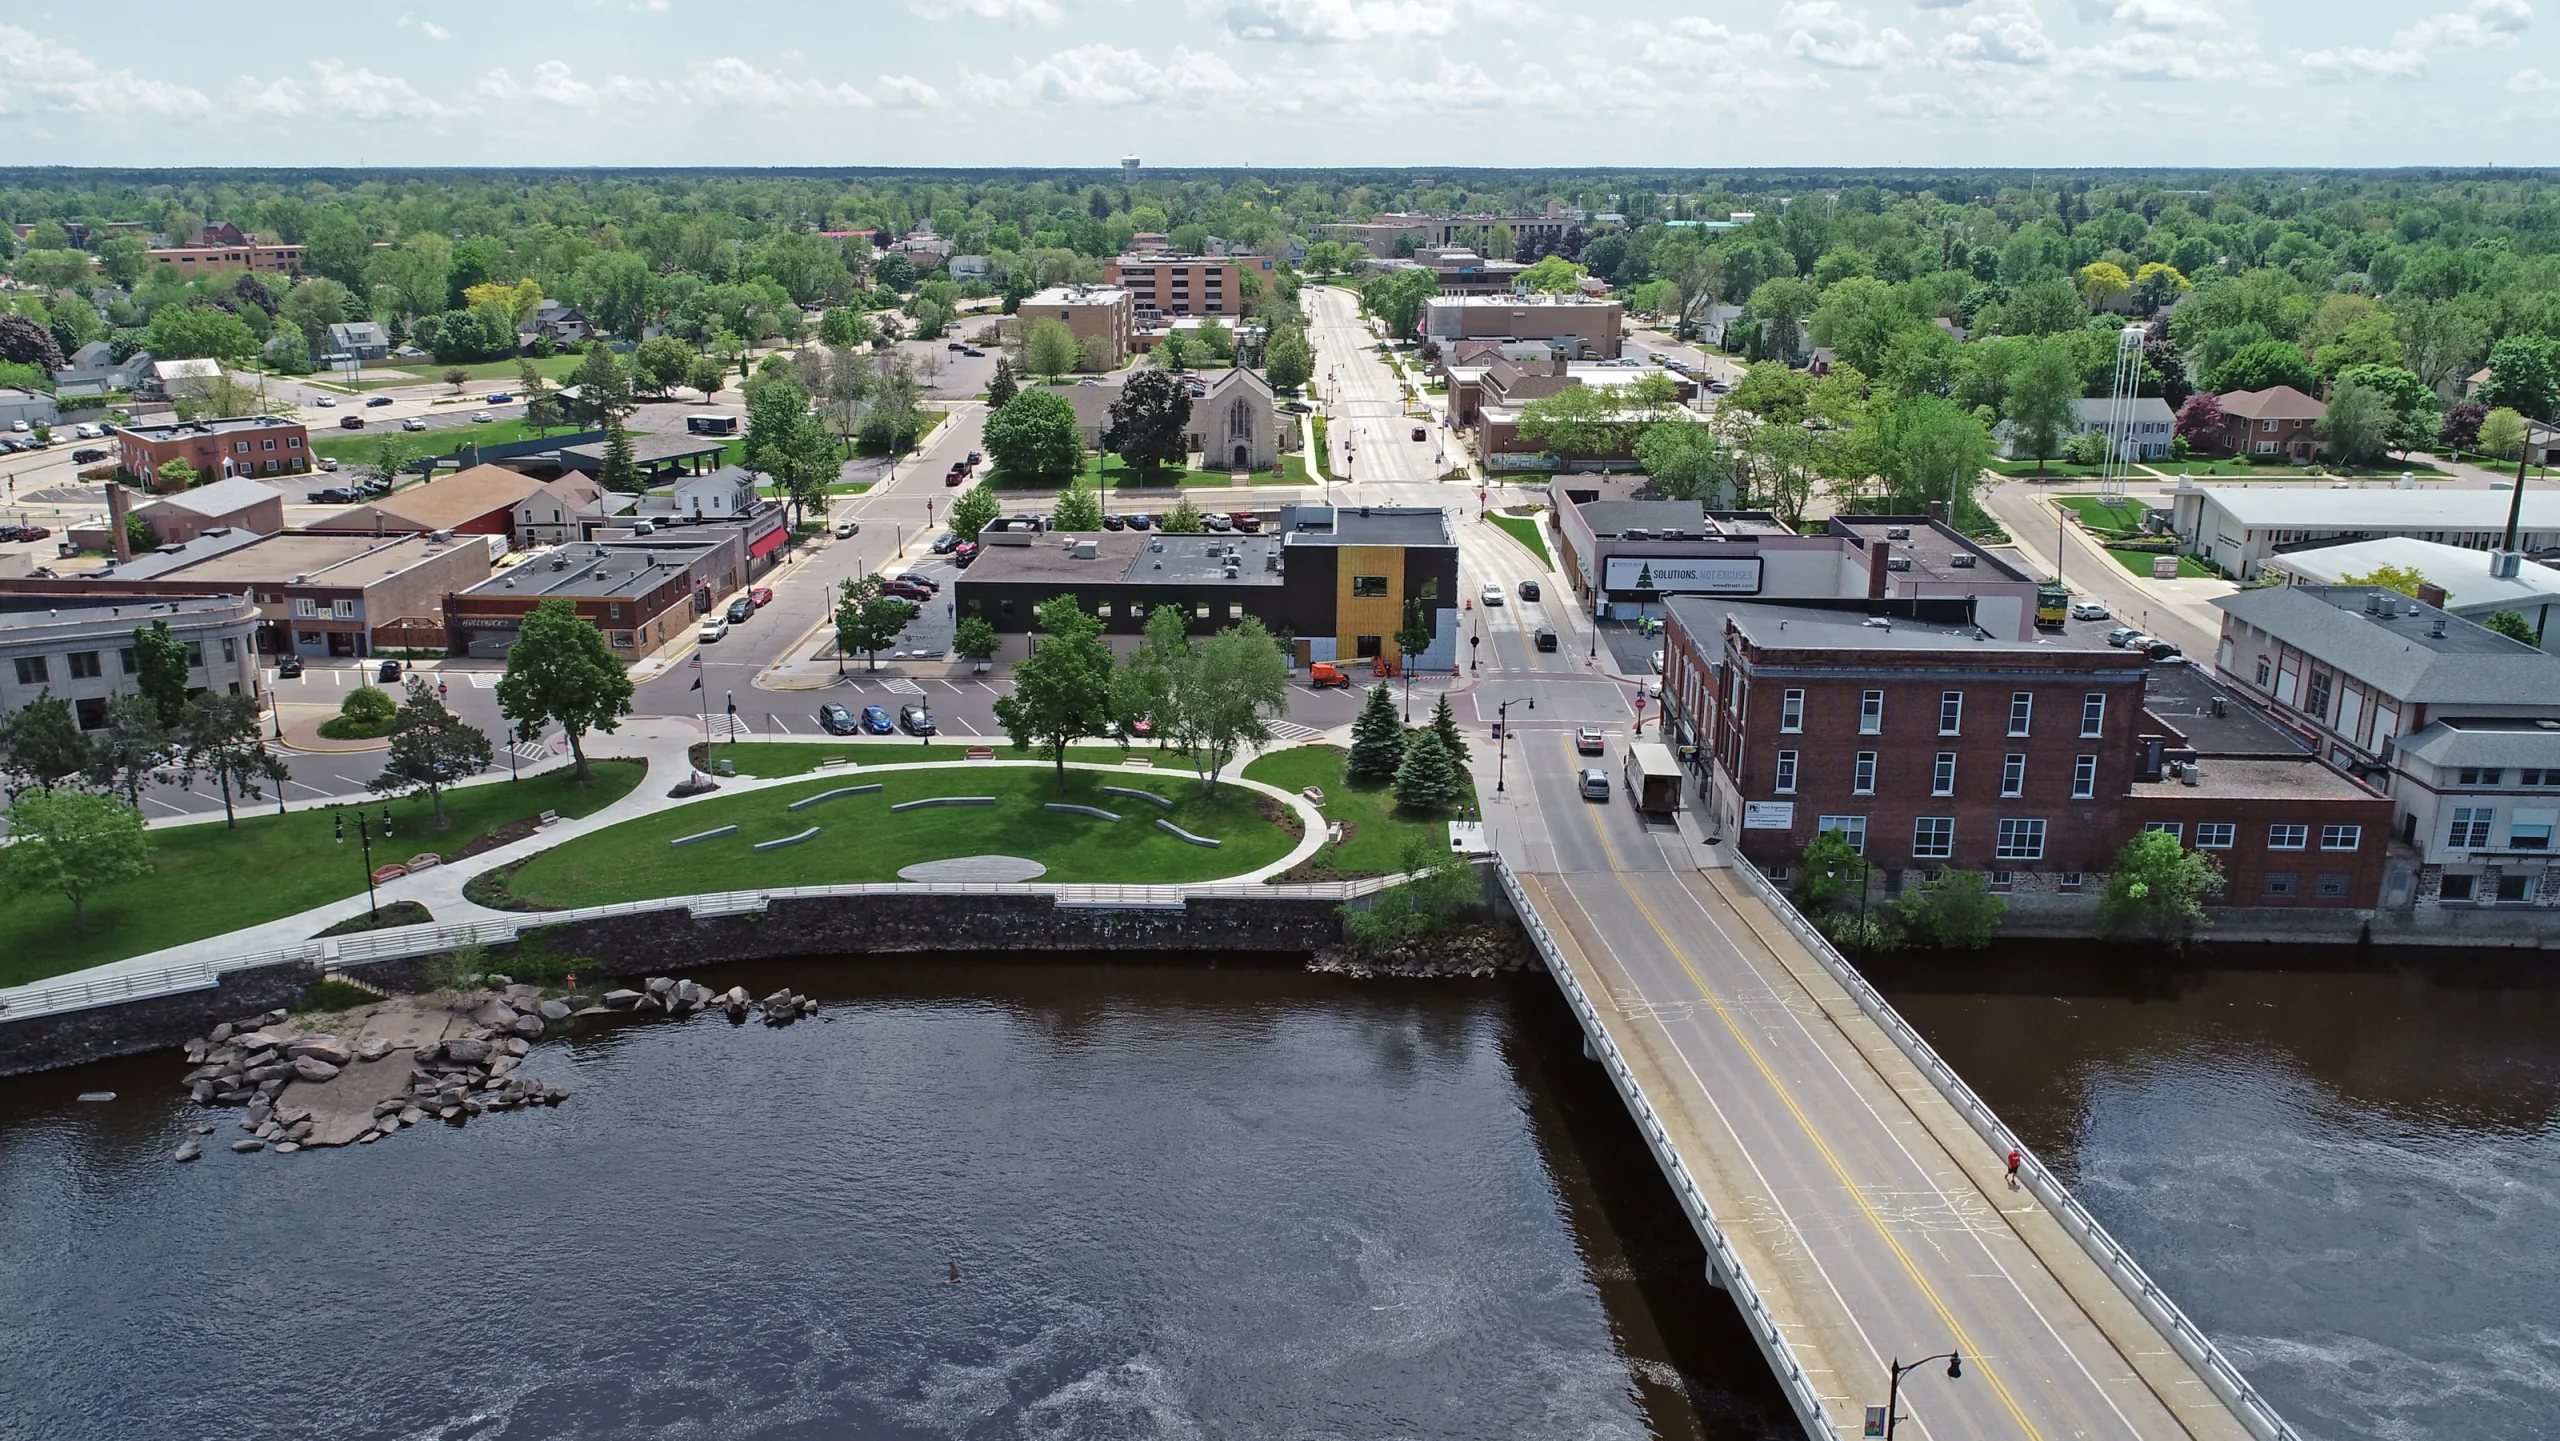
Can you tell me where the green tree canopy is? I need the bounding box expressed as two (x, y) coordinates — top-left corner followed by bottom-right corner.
(983, 389), (1083, 484)
(494, 599), (634, 782)
(833, 573), (920, 673)
(2097, 829), (2222, 948)
(0, 787), (149, 935)
(2001, 339), (2083, 469)
(1103, 367), (1192, 479)
(2206, 339), (2318, 395)
(1024, 318), (1080, 377)
(991, 593), (1119, 792)
(948, 483), (1002, 542)
(368, 676), (493, 828)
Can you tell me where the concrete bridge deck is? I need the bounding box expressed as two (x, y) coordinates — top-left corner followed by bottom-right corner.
(1485, 731), (2286, 1441)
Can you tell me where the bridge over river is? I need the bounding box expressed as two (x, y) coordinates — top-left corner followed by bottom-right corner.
(1474, 710), (2292, 1441)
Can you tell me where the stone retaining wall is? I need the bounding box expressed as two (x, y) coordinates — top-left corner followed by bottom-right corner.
(0, 960), (320, 1078)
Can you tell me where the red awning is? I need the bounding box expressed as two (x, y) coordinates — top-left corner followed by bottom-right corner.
(748, 526), (788, 559)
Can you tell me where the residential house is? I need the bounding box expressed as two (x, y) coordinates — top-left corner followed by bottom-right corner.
(1996, 396), (2178, 461)
(531, 303), (590, 346)
(325, 322), (391, 363)
(52, 342), (154, 399)
(130, 476), (286, 545)
(2206, 386), (2326, 461)
(511, 477), (634, 548)
(636, 466), (760, 522)
(145, 357), (225, 402)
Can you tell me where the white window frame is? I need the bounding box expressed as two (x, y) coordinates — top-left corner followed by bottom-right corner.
(1816, 814), (1868, 854)
(2007, 691), (2033, 737)
(2447, 806), (2495, 848)
(2144, 821), (2183, 841)
(1773, 750), (1798, 795)
(1853, 751), (1877, 795)
(1995, 817), (2046, 861)
(2080, 692), (2105, 738)
(2267, 823), (2309, 851)
(1932, 751), (1956, 796)
(1780, 689), (1804, 733)
(1938, 691), (1963, 735)
(1859, 690), (1883, 735)
(1911, 816), (1954, 859)
(2196, 822), (2236, 850)
(2319, 824), (2362, 852)
(2072, 754), (2097, 799)
(2001, 753), (2026, 798)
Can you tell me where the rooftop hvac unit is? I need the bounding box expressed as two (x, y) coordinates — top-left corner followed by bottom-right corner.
(1886, 526), (1912, 540)
(1950, 554), (1975, 568)
(2430, 616), (2448, 638)
(1074, 539), (1099, 560)
(1886, 557), (1911, 571)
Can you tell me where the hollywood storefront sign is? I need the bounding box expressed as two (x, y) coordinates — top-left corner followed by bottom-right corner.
(1601, 555), (1763, 596)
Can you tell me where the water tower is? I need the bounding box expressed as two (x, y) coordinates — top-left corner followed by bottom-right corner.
(1121, 155), (1141, 182)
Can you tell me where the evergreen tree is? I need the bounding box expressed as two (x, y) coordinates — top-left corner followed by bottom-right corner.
(599, 419), (639, 493)
(1346, 682), (1406, 784)
(1391, 726), (1463, 810)
(1428, 692), (1470, 766)
(985, 354), (1020, 410)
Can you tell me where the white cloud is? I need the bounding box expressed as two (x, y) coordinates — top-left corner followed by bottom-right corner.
(2304, 0), (2532, 81)
(0, 24), (212, 118)
(876, 73), (946, 107)
(1935, 3), (2054, 68)
(300, 59), (460, 121)
(2080, 0), (2225, 29)
(2300, 45), (2428, 79)
(1221, 0), (1461, 42)
(478, 61), (617, 108)
(1781, 2), (1908, 69)
(2509, 64), (2559, 89)
(678, 57), (875, 108)
(398, 14), (453, 40)
(907, 0), (1063, 21)
(962, 44), (1246, 106)
(1640, 15), (1775, 74)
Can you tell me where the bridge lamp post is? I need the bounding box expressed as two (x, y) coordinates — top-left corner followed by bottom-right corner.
(1873, 1351), (1961, 1440)
(1493, 694), (1535, 794)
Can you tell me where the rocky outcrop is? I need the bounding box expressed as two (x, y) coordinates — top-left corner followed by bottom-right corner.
(1307, 922), (1540, 980)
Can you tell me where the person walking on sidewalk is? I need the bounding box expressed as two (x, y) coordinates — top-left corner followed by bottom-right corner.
(2005, 1148), (2022, 1189)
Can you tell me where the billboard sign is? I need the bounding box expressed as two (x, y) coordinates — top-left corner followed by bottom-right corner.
(1743, 801), (1795, 829)
(1603, 555), (1763, 595)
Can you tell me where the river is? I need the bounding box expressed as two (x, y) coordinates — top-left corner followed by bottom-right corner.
(1871, 941), (2560, 1441)
(0, 959), (1796, 1441)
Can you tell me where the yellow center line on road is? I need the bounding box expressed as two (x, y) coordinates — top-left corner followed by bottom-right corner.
(1560, 739), (2045, 1441)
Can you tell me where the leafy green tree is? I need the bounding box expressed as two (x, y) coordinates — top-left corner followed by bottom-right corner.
(684, 355), (729, 400)
(1103, 368), (1192, 480)
(573, 342), (635, 425)
(339, 684), (397, 726)
(1024, 318), (1081, 377)
(2339, 564), (2430, 597)
(2333, 364), (2439, 455)
(82, 691), (173, 806)
(1428, 692), (1471, 767)
(1894, 869), (2006, 949)
(1347, 682), (1405, 784)
(367, 677), (492, 828)
(985, 354), (1021, 409)
(770, 412), (843, 527)
(2002, 340), (2082, 471)
(2479, 336), (2560, 420)
(1634, 421), (1731, 502)
(1343, 840), (1482, 953)
(1997, 278), (2087, 337)
(177, 692), (290, 829)
(1113, 603), (1189, 744)
(833, 574), (919, 673)
(948, 483), (1002, 542)
(2483, 610), (2540, 645)
(146, 304), (259, 362)
(1880, 394), (1995, 517)
(1517, 255), (1589, 294)
(2318, 380), (2392, 467)
(2098, 830), (2221, 947)
(1392, 726), (1465, 810)
(2206, 339), (2318, 395)
(817, 306), (869, 349)
(96, 236), (149, 288)
(1394, 596), (1434, 720)
(952, 613), (1000, 667)
(132, 619), (193, 729)
(1264, 326), (1313, 393)
(1159, 495), (1206, 533)
(992, 593), (1119, 793)
(1051, 477), (1103, 531)
(1165, 617), (1291, 795)
(744, 373), (811, 476)
(632, 335), (696, 396)
(0, 691), (89, 794)
(983, 389), (1083, 484)
(0, 788), (149, 935)
(1515, 385), (1627, 457)
(494, 599), (634, 782)
(1791, 828), (1869, 916)
(1362, 267), (1438, 339)
(1743, 276), (1816, 363)
(2480, 406), (2531, 460)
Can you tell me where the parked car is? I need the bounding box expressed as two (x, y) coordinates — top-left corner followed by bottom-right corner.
(817, 702), (859, 735)
(70, 447), (106, 464)
(306, 487), (353, 503)
(1411, 426), (1427, 441)
(2144, 640), (2184, 661)
(366, 396), (395, 408)
(1480, 582), (1504, 606)
(1202, 512), (1233, 532)
(835, 519), (860, 538)
(1101, 513), (1126, 531)
(274, 655), (304, 679)
(860, 704), (895, 735)
(1308, 661), (1350, 688)
(966, 451), (982, 465)
(486, 392), (513, 404)
(339, 415), (366, 429)
(725, 596), (754, 624)
(748, 585), (773, 609)
(377, 659), (402, 683)
(313, 395), (336, 408)
(319, 457), (341, 472)
(1575, 726), (1606, 755)
(1518, 580), (1541, 601)
(1579, 768), (1612, 801)
(931, 532), (960, 554)
(899, 703), (936, 736)
(697, 616), (729, 643)
(952, 542), (979, 566)
(945, 466), (967, 487)
(471, 411), (494, 424)
(1124, 513), (1153, 531)
(883, 579), (928, 601)
(2070, 601), (2110, 622)
(402, 417), (428, 431)
(947, 340), (968, 351)
(1230, 512), (1262, 532)
(2107, 627), (2141, 648)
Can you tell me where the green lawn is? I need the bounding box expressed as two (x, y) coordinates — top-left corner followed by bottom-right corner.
(1488, 511), (1550, 565)
(346, 355), (590, 390)
(2059, 495), (2151, 537)
(983, 454), (1251, 491)
(1241, 744), (1470, 879)
(495, 763), (1294, 905)
(2106, 547), (2216, 579)
(0, 762), (643, 987)
(1312, 414), (1337, 481)
(1989, 458), (2110, 478)
(311, 416), (578, 463)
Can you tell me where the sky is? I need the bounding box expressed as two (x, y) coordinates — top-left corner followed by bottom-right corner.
(0, 0), (2552, 171)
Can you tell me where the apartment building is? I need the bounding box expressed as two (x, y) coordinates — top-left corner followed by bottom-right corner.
(1105, 254), (1276, 318)
(145, 240), (305, 277)
(112, 415), (312, 490)
(1422, 294), (1623, 358)
(1022, 286), (1135, 367)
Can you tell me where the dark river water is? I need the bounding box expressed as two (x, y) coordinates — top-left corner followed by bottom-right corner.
(3, 945), (2550, 1441)
(1870, 941), (2560, 1441)
(0, 959), (1796, 1441)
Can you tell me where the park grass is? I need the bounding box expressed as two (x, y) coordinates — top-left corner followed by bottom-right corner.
(311, 416), (576, 463)
(1311, 414), (1337, 480)
(1241, 744), (1471, 879)
(0, 761), (643, 988)
(1989, 458), (2110, 478)
(494, 763), (1294, 905)
(691, 739), (1140, 778)
(1488, 511), (1551, 565)
(343, 355), (589, 390)
(2106, 547), (2216, 579)
(2059, 495), (2151, 537)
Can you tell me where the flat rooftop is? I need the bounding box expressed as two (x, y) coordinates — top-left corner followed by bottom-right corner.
(1275, 504), (1453, 549)
(464, 541), (717, 602)
(1026, 286), (1130, 306)
(2267, 538), (2560, 610)
(1575, 499), (1718, 539)
(2138, 661), (2311, 757)
(0, 593), (252, 631)
(559, 433), (732, 467)
(114, 415), (303, 441)
(1831, 516), (2029, 583)
(162, 531), (465, 589)
(1708, 599), (2126, 656)
(2127, 754), (2381, 802)
(2190, 485), (2560, 530)
(964, 531), (1285, 587)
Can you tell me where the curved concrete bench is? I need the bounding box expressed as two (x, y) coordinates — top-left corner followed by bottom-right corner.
(1155, 818), (1221, 848)
(753, 826), (822, 851)
(890, 796), (996, 813)
(670, 825), (740, 848)
(1044, 803), (1121, 821)
(787, 784), (883, 812)
(1099, 785), (1177, 810)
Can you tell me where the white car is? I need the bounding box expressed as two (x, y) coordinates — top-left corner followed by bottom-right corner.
(2070, 601), (2110, 621)
(697, 616), (729, 643)
(1480, 582), (1505, 606)
(470, 411), (494, 424)
(314, 395), (336, 408)
(402, 417), (428, 431)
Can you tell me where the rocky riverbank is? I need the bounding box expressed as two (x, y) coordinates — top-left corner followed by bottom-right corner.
(1308, 922), (1541, 980)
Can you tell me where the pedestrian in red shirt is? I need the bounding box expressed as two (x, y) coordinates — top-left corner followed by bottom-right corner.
(2005, 1148), (2022, 1190)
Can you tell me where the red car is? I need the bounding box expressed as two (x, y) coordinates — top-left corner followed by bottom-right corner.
(883, 579), (929, 601)
(952, 542), (979, 566)
(748, 585), (774, 609)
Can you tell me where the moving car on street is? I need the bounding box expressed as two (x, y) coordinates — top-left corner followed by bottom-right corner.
(1575, 726), (1605, 755)
(698, 616), (729, 642)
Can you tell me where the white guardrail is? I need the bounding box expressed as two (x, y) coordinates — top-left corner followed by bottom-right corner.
(1718, 855), (2302, 1441)
(0, 878), (1405, 1024)
(1492, 859), (1843, 1441)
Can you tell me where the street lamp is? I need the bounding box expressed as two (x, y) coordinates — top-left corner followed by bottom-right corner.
(1494, 694), (1535, 793)
(1469, 632), (1480, 673)
(354, 812), (380, 923)
(1871, 1352), (1962, 1440)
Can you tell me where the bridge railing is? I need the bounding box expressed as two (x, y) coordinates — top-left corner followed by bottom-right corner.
(1494, 858), (1842, 1441)
(0, 876), (1405, 1024)
(1721, 854), (2301, 1441)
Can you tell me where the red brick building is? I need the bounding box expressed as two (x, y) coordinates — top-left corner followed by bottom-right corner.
(2202, 385), (2325, 460)
(113, 415), (312, 490)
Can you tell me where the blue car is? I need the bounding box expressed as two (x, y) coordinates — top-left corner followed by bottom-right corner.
(860, 704), (894, 735)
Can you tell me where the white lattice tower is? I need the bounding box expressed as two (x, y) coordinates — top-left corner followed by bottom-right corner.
(2100, 323), (2145, 500)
